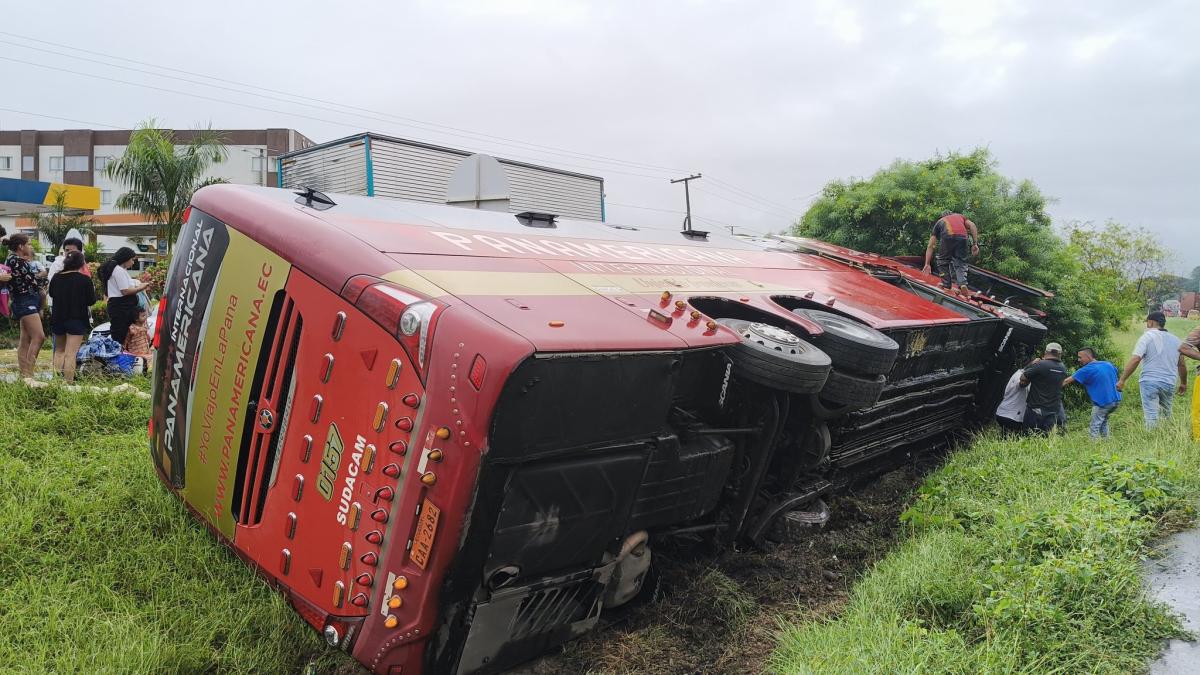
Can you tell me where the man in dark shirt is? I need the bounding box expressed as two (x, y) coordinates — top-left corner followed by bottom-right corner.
(1020, 342), (1068, 434)
(922, 210), (980, 292)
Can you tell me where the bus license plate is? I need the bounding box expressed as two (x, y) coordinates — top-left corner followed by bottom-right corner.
(410, 499), (441, 570)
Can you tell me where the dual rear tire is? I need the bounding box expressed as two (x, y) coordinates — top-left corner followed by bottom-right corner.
(717, 311), (900, 408)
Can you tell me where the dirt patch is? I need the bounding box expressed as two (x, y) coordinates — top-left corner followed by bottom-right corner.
(511, 461), (932, 675)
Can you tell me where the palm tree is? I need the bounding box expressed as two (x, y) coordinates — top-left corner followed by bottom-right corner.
(105, 119), (228, 251)
(28, 188), (96, 253)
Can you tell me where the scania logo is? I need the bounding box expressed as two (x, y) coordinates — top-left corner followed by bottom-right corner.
(258, 408), (275, 431)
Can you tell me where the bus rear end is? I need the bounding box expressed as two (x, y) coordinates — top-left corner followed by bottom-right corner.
(150, 202), (532, 673)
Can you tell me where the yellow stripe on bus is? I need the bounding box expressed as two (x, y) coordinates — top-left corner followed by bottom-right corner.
(381, 269), (793, 297)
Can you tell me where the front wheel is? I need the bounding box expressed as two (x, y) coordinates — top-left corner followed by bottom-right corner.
(716, 319), (832, 394)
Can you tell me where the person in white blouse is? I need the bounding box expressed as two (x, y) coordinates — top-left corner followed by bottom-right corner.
(98, 247), (148, 344)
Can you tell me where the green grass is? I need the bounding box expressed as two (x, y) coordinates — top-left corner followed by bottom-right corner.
(770, 318), (1200, 674)
(1, 318), (1195, 673)
(0, 382), (354, 673)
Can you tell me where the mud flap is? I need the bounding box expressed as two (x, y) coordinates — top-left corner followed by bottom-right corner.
(455, 565), (617, 675)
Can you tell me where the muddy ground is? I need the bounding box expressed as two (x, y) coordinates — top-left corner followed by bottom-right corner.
(512, 458), (935, 675)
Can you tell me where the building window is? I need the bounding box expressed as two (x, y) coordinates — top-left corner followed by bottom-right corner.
(94, 156), (113, 171)
(49, 156), (63, 171)
(0, 157), (10, 170)
(101, 190), (113, 205)
(65, 156), (88, 171)
(250, 155), (267, 172)
(22, 156), (34, 172)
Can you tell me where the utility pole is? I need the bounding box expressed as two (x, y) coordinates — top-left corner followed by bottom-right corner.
(727, 225), (736, 236)
(670, 173), (702, 235)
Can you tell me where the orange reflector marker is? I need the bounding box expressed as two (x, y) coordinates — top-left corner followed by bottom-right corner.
(373, 403), (389, 432)
(388, 595), (403, 609)
(384, 615), (399, 629)
(435, 427), (451, 440)
(690, 310), (701, 321)
(333, 581), (346, 608)
(468, 354), (487, 390)
(420, 472), (437, 486)
(393, 575), (409, 590)
(349, 502), (362, 531)
(706, 320), (718, 331)
(385, 358), (402, 389)
(339, 542), (352, 570)
(674, 300), (686, 310)
(548, 320), (565, 327)
(363, 444), (377, 473)
(660, 291), (672, 305)
(428, 449), (444, 463)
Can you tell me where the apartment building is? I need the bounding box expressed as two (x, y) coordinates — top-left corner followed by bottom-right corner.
(0, 127), (313, 259)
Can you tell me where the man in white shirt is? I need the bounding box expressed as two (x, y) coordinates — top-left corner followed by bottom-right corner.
(1117, 311), (1185, 428)
(994, 362), (1032, 435)
(47, 237), (90, 285)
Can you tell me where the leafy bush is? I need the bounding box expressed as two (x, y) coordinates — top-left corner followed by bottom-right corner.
(794, 148), (1119, 355)
(90, 299), (108, 324)
(140, 261), (169, 299)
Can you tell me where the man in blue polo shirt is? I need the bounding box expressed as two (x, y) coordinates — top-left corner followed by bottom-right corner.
(1063, 347), (1121, 438)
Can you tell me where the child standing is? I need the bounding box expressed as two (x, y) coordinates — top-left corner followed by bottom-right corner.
(123, 307), (154, 372)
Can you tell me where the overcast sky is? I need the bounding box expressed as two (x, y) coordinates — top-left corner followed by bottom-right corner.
(2, 0), (1197, 273)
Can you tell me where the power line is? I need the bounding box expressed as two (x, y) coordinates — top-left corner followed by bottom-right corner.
(0, 55), (683, 182)
(705, 174), (804, 215)
(0, 30), (808, 215)
(0, 31), (689, 175)
(0, 107), (124, 129)
(692, 185), (801, 220)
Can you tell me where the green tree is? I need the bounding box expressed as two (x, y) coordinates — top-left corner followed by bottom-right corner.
(1189, 266), (1200, 292)
(794, 148), (1118, 352)
(26, 188), (96, 254)
(104, 120), (228, 251)
(1062, 220), (1172, 301)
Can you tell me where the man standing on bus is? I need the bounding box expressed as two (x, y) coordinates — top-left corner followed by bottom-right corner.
(922, 210), (980, 292)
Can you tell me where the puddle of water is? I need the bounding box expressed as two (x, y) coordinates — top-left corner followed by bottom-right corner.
(1145, 528), (1200, 674)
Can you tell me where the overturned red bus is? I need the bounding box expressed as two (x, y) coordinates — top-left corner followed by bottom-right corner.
(149, 184), (1048, 674)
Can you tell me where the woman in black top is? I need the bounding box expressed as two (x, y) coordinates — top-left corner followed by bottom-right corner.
(48, 251), (96, 383)
(3, 232), (48, 379)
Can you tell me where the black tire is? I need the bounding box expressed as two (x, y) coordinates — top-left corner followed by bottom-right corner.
(769, 498), (830, 543)
(792, 309), (899, 376)
(821, 369), (886, 408)
(716, 319), (831, 394)
(994, 306), (1048, 348)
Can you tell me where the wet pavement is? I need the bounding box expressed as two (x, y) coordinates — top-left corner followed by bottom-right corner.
(1146, 528), (1200, 674)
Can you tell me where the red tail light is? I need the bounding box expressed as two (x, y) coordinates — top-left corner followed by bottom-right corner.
(349, 281), (445, 383)
(152, 296), (168, 349)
